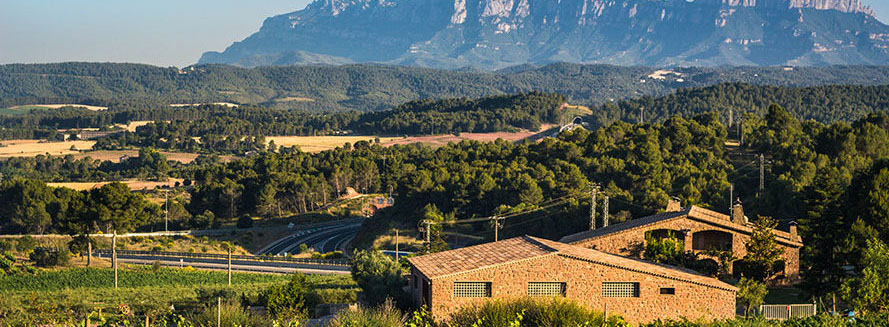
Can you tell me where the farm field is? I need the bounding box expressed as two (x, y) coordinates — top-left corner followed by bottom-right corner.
(268, 129), (548, 153)
(70, 150), (235, 163)
(113, 120), (155, 132)
(267, 136), (400, 153)
(0, 139), (95, 158)
(47, 178), (185, 191)
(1, 104), (108, 115)
(0, 267), (356, 324)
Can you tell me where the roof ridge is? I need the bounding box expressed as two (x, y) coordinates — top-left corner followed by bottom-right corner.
(523, 235), (560, 253)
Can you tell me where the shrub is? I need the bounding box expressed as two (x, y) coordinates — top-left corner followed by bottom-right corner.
(329, 299), (403, 327)
(187, 300), (256, 327)
(67, 235), (95, 255)
(449, 298), (608, 327)
(237, 214), (254, 229)
(29, 248), (70, 267)
(16, 236), (36, 253)
(259, 273), (317, 319)
(312, 251), (344, 259)
(351, 249), (406, 306)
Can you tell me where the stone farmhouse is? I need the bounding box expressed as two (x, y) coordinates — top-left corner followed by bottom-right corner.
(408, 236), (736, 324)
(560, 200), (804, 285)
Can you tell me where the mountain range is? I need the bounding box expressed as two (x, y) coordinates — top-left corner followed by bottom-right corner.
(199, 0), (889, 69)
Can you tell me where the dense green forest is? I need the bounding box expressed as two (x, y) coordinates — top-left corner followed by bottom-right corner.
(600, 83), (889, 126)
(4, 62), (889, 112)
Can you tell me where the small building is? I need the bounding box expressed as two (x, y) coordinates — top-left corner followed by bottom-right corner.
(560, 200), (803, 284)
(408, 236), (736, 324)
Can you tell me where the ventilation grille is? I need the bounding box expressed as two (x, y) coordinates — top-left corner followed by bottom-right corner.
(528, 282), (566, 297)
(453, 282), (492, 298)
(602, 282), (640, 298)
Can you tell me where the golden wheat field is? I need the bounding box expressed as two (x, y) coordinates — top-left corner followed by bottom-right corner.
(0, 140), (96, 158)
(47, 178), (184, 191)
(267, 136), (401, 153)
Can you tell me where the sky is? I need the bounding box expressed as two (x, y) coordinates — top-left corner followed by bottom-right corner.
(1, 0), (888, 68)
(0, 0), (312, 67)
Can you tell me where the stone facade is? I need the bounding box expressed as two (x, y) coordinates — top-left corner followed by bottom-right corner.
(410, 253), (736, 324)
(561, 204), (804, 285)
(408, 236), (737, 324)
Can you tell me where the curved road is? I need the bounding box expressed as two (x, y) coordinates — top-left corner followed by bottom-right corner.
(259, 219), (364, 256)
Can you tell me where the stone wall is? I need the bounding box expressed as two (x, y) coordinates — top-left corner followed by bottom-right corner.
(572, 217), (801, 284)
(411, 254), (736, 324)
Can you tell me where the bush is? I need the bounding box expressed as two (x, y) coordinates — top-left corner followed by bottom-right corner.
(187, 300), (257, 327)
(16, 236), (36, 253)
(449, 298), (611, 327)
(259, 273), (317, 319)
(68, 235), (95, 255)
(351, 249), (406, 306)
(312, 251), (344, 259)
(29, 248), (70, 267)
(237, 214), (254, 229)
(329, 300), (403, 327)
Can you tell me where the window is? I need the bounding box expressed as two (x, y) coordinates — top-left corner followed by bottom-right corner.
(454, 282), (492, 298)
(602, 282), (640, 298)
(659, 287), (675, 295)
(527, 282), (566, 297)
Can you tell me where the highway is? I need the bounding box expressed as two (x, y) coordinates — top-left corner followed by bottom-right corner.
(99, 252), (350, 275)
(259, 219), (364, 255)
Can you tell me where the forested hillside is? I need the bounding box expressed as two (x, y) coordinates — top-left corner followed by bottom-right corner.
(593, 83), (889, 127)
(4, 63), (889, 112)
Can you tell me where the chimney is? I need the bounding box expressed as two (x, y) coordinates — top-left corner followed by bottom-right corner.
(666, 198), (681, 212)
(731, 198), (746, 224)
(789, 221), (799, 241)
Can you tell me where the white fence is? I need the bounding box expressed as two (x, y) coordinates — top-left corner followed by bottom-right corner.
(759, 304), (817, 320)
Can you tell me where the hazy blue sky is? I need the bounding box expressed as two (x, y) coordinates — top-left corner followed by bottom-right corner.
(1, 0), (888, 67)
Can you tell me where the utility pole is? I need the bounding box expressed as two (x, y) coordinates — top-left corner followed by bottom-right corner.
(112, 230), (118, 289)
(729, 183), (734, 213)
(728, 107), (734, 129)
(738, 119), (743, 146)
(640, 107), (645, 124)
(217, 297), (222, 327)
(492, 216), (504, 242)
(422, 220), (432, 245)
(602, 195), (609, 228)
(394, 229), (400, 261)
(589, 184), (599, 230)
(164, 191), (169, 233)
(227, 249), (232, 286)
(759, 154), (765, 193)
(87, 238), (92, 267)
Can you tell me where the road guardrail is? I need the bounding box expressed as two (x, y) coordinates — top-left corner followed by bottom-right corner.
(92, 249), (350, 266)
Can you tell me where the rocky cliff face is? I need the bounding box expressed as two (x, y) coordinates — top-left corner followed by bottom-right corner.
(199, 0), (889, 69)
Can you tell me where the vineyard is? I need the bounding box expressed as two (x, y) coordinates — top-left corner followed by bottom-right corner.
(0, 267), (358, 324)
(0, 267), (288, 292)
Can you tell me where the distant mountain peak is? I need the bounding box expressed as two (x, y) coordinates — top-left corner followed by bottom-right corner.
(199, 0), (889, 69)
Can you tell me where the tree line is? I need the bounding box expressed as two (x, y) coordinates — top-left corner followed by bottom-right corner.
(4, 62), (889, 111)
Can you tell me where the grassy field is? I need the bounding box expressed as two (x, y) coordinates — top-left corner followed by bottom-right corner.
(267, 136), (400, 153)
(47, 178), (184, 191)
(0, 139), (95, 158)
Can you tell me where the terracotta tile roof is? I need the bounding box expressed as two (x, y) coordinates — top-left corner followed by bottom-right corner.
(408, 236), (736, 291)
(408, 236), (557, 280)
(559, 206), (803, 247)
(558, 210), (688, 244)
